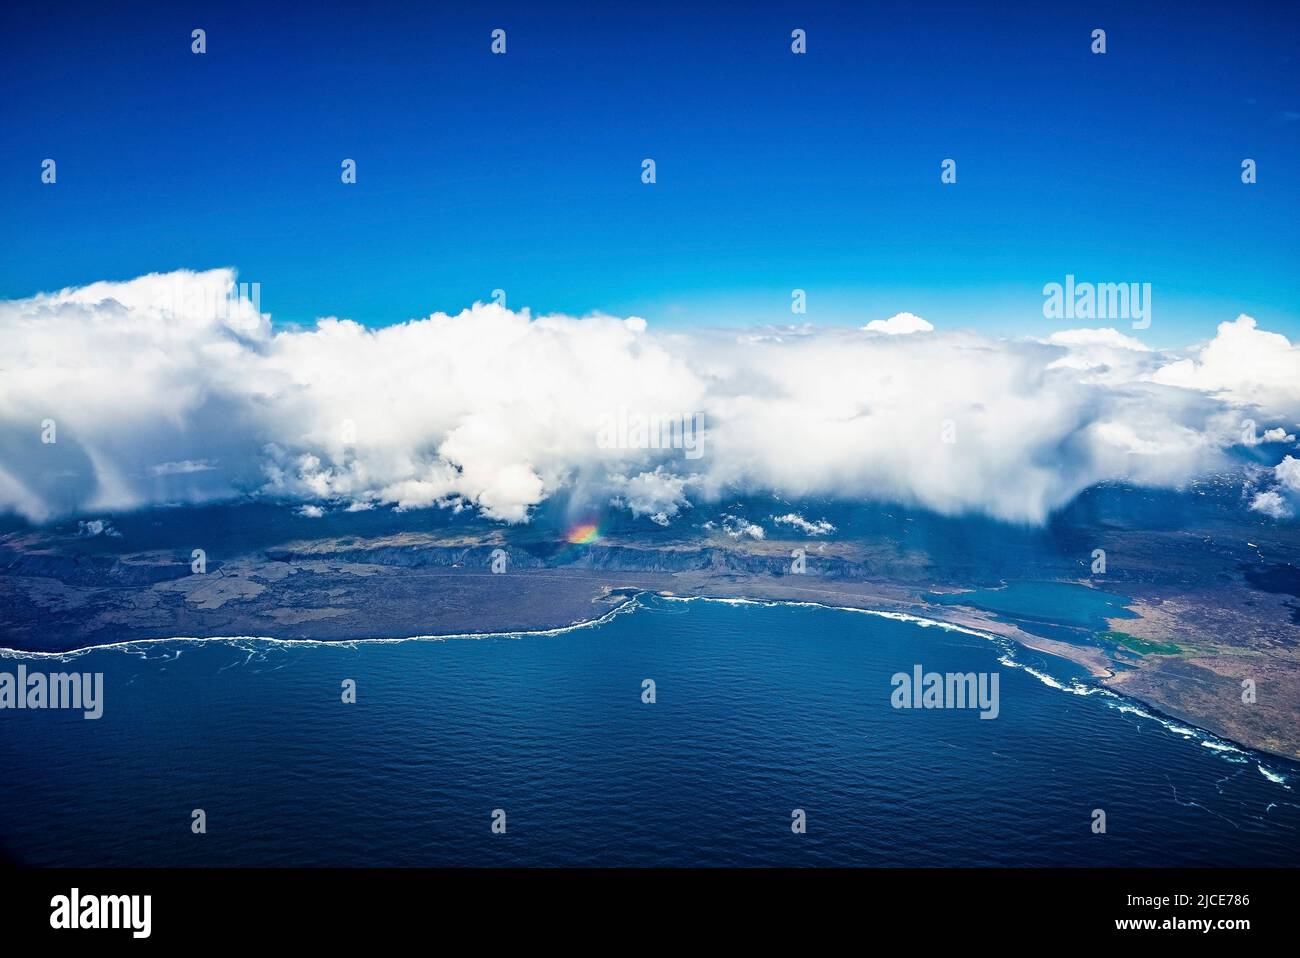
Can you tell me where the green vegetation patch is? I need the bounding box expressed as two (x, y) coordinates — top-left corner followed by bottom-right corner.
(1099, 630), (1182, 656)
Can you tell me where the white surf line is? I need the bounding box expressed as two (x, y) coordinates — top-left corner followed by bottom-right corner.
(0, 591), (982, 660)
(3, 587), (1295, 784)
(656, 594), (1295, 783)
(654, 593), (1002, 641)
(0, 594), (644, 662)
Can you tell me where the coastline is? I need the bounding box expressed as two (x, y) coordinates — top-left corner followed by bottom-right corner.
(2, 584), (1296, 774)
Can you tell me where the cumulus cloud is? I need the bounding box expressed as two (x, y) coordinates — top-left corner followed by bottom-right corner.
(608, 467), (693, 521)
(1279, 456), (1300, 488)
(1042, 327), (1157, 384)
(1252, 456), (1300, 519)
(1047, 328), (1151, 352)
(76, 518), (121, 538)
(862, 311), (934, 335)
(708, 515), (766, 540)
(1250, 490), (1291, 519)
(2, 269), (1300, 527)
(772, 513), (836, 535)
(1152, 315), (1300, 409)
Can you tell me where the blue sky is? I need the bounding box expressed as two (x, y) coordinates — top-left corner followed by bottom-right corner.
(2, 0), (1297, 346)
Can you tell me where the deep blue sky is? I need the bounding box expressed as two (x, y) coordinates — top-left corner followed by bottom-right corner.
(2, 0), (1297, 345)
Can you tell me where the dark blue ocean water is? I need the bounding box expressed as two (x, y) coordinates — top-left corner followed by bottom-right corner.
(1, 596), (1296, 866)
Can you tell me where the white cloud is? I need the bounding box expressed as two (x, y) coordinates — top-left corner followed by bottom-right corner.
(772, 513), (836, 535)
(1250, 490), (1292, 519)
(1152, 315), (1300, 410)
(1277, 456), (1300, 491)
(609, 467), (693, 522)
(76, 518), (121, 538)
(718, 515), (766, 540)
(2, 270), (1300, 527)
(1043, 327), (1156, 383)
(1248, 493), (1289, 514)
(1047, 328), (1150, 352)
(148, 459), (218, 477)
(1245, 456), (1300, 521)
(862, 311), (934, 335)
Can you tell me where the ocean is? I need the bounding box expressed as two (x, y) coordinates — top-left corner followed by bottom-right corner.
(1, 595), (1296, 866)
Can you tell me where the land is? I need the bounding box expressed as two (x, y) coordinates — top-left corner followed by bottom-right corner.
(1, 486), (1298, 760)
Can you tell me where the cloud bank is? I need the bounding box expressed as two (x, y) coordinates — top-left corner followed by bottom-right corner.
(2, 269), (1299, 527)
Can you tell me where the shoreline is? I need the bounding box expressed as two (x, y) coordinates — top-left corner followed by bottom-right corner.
(3, 587), (1296, 773)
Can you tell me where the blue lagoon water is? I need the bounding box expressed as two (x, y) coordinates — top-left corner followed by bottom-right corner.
(925, 581), (1140, 645)
(1, 596), (1296, 866)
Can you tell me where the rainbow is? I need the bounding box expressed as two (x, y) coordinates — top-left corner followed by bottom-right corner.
(565, 522), (600, 544)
